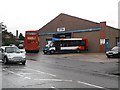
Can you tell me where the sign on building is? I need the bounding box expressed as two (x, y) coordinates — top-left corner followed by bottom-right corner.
(57, 27), (65, 32)
(100, 39), (105, 45)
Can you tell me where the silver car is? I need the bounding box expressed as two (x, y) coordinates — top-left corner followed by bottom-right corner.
(0, 46), (26, 65)
(106, 46), (120, 58)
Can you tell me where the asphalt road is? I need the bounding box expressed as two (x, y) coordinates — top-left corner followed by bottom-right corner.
(1, 52), (119, 89)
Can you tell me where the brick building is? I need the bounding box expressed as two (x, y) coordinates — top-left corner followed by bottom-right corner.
(38, 13), (120, 53)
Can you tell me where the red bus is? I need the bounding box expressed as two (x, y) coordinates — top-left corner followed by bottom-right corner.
(24, 30), (39, 53)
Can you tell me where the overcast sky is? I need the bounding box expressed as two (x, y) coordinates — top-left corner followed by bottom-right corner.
(0, 0), (119, 36)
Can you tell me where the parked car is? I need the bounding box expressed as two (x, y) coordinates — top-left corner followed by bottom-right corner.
(0, 49), (2, 60)
(106, 46), (120, 58)
(0, 46), (26, 65)
(9, 44), (16, 46)
(18, 44), (24, 49)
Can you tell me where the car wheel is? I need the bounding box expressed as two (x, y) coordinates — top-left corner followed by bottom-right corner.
(118, 53), (120, 58)
(3, 57), (8, 64)
(46, 51), (50, 55)
(107, 55), (111, 58)
(76, 49), (81, 53)
(43, 51), (47, 54)
(44, 52), (47, 54)
(22, 61), (26, 65)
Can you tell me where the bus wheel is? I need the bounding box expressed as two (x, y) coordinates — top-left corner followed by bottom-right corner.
(50, 50), (55, 54)
(77, 49), (81, 53)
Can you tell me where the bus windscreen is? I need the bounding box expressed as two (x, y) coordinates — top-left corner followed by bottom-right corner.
(26, 32), (36, 35)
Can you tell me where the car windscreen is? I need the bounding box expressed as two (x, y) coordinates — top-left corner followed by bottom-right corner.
(5, 47), (21, 53)
(111, 47), (119, 51)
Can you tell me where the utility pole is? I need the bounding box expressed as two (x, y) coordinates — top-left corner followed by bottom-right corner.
(0, 22), (3, 46)
(0, 22), (7, 31)
(0, 22), (3, 31)
(0, 22), (7, 46)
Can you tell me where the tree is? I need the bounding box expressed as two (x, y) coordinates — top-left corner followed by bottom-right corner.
(19, 33), (24, 40)
(1, 22), (18, 46)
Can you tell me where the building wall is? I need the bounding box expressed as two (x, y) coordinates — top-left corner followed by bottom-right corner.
(73, 31), (100, 52)
(38, 14), (120, 52)
(39, 14), (99, 33)
(39, 31), (100, 52)
(106, 27), (120, 48)
(39, 35), (53, 50)
(39, 29), (119, 52)
(39, 14), (101, 52)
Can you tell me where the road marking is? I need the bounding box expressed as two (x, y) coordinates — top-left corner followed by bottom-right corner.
(26, 67), (57, 77)
(3, 68), (111, 89)
(16, 73), (24, 77)
(77, 81), (105, 89)
(20, 73), (31, 75)
(6, 70), (31, 80)
(51, 86), (60, 90)
(51, 86), (56, 88)
(2, 69), (6, 71)
(0, 60), (2, 62)
(24, 77), (31, 79)
(34, 78), (73, 82)
(34, 79), (108, 89)
(7, 70), (15, 74)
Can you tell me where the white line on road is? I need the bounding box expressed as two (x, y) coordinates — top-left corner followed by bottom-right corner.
(16, 73), (24, 77)
(4, 68), (110, 89)
(7, 70), (15, 74)
(51, 86), (60, 90)
(51, 86), (56, 88)
(77, 81), (105, 89)
(24, 77), (31, 79)
(26, 67), (57, 77)
(6, 70), (31, 80)
(34, 78), (73, 82)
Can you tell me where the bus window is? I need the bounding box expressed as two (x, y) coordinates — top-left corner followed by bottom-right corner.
(80, 40), (86, 46)
(26, 32), (36, 35)
(43, 38), (88, 54)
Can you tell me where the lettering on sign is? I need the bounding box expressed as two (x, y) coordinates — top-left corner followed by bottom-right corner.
(27, 37), (35, 40)
(57, 27), (65, 32)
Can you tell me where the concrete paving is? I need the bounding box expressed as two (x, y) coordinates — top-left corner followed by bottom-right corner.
(1, 52), (119, 89)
